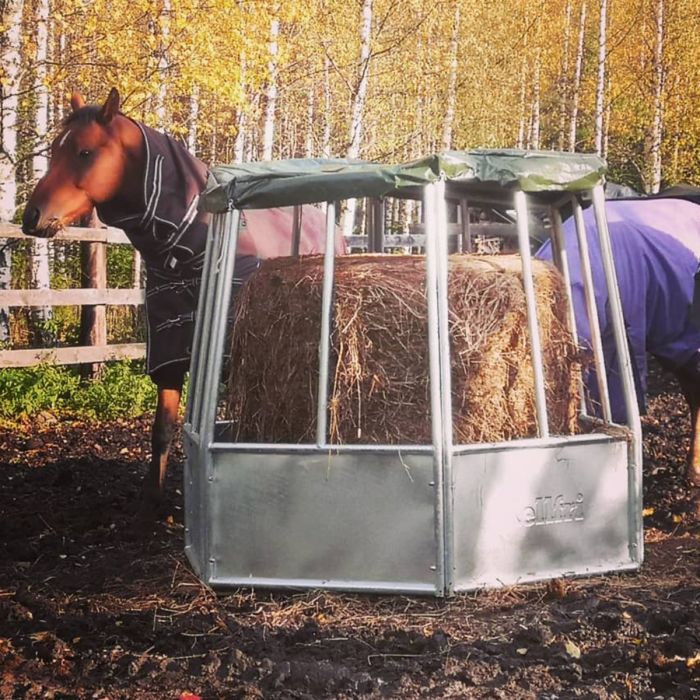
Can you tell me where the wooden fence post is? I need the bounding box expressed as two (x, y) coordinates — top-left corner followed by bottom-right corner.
(79, 240), (107, 379)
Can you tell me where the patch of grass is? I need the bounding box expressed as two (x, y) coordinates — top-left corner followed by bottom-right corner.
(0, 362), (159, 421)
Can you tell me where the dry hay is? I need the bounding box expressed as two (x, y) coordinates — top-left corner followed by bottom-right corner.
(226, 254), (581, 444)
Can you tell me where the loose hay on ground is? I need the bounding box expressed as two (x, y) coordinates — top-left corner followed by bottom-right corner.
(226, 254), (581, 444)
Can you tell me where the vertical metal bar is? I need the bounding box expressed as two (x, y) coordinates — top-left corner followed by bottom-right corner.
(571, 196), (613, 422)
(514, 190), (549, 438)
(375, 198), (385, 252)
(591, 184), (643, 565)
(201, 208), (241, 445)
(424, 182), (446, 596)
(434, 180), (454, 596)
(590, 187), (641, 427)
(550, 206), (587, 417)
(316, 201), (337, 447)
(291, 204), (302, 257)
(459, 198), (470, 253)
(186, 213), (220, 430)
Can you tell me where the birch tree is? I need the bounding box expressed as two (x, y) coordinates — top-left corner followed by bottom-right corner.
(569, 1), (587, 151)
(342, 0), (373, 236)
(156, 0), (172, 129)
(0, 0), (24, 343)
(530, 49), (541, 150)
(262, 13), (280, 160)
(594, 0), (607, 155)
(30, 0), (53, 342)
(441, 3), (460, 151)
(558, 0), (573, 150)
(649, 0), (665, 192)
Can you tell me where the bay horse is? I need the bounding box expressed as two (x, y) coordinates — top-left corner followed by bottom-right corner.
(538, 194), (700, 515)
(21, 88), (345, 511)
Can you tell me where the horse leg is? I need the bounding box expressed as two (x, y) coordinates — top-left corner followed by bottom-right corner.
(142, 368), (185, 511)
(671, 360), (700, 517)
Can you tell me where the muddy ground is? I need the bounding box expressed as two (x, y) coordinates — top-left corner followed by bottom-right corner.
(0, 360), (699, 699)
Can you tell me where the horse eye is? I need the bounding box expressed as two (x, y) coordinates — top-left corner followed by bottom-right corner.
(78, 149), (92, 159)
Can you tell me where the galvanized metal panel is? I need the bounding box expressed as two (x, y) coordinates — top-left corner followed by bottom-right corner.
(205, 449), (439, 592)
(451, 437), (640, 590)
(183, 430), (206, 578)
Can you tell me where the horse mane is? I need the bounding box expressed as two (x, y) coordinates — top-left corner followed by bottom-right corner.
(62, 106), (124, 127)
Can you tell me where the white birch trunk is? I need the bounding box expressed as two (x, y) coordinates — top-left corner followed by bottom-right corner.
(234, 110), (246, 162)
(530, 50), (541, 150)
(516, 58), (527, 149)
(156, 0), (171, 129)
(31, 0), (53, 339)
(441, 4), (460, 151)
(342, 0), (373, 237)
(0, 0), (23, 221)
(187, 85), (200, 154)
(322, 53), (332, 157)
(558, 0), (573, 150)
(0, 0), (24, 342)
(305, 85), (315, 158)
(262, 16), (280, 160)
(594, 0), (607, 155)
(234, 51), (247, 162)
(569, 1), (587, 151)
(650, 0), (665, 193)
(603, 84), (611, 161)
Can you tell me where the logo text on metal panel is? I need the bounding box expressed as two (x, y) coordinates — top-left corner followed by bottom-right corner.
(519, 493), (585, 527)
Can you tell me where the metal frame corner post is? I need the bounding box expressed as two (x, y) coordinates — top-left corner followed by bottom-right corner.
(316, 201), (337, 447)
(200, 208), (242, 446)
(590, 185), (643, 563)
(424, 180), (454, 595)
(187, 214), (222, 433)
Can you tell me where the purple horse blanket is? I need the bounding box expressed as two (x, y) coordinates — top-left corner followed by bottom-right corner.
(537, 198), (700, 421)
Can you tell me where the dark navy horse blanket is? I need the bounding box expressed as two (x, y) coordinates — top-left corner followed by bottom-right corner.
(96, 120), (259, 377)
(537, 198), (700, 421)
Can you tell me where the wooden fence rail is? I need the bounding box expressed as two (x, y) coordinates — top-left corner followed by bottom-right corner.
(0, 209), (523, 370)
(0, 223), (146, 369)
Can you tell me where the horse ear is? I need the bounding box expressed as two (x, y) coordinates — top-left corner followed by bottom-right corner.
(70, 92), (86, 111)
(98, 88), (120, 124)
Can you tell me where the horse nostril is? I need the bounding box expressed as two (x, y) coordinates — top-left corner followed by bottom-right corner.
(22, 207), (40, 234)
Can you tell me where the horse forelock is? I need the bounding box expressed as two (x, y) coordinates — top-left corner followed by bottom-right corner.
(61, 105), (126, 131)
(55, 106), (126, 150)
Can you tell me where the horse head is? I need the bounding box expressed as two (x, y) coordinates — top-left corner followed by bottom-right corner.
(22, 88), (143, 237)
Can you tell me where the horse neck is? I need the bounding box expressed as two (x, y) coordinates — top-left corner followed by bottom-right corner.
(98, 115), (148, 220)
(99, 116), (208, 229)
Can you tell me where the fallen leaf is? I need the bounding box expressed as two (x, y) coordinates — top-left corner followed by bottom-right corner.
(672, 514), (682, 524)
(687, 653), (700, 668)
(516, 647), (528, 655)
(30, 631), (51, 642)
(564, 640), (581, 659)
(642, 507), (654, 516)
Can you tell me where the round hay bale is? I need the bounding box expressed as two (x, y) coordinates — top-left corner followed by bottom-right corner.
(226, 254), (581, 444)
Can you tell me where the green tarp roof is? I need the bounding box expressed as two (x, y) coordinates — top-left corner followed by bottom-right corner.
(200, 149), (607, 213)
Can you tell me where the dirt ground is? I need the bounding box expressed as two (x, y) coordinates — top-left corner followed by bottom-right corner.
(1, 359), (699, 699)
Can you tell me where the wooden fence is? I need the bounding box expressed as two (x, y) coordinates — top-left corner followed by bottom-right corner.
(0, 206), (523, 370)
(0, 223), (146, 368)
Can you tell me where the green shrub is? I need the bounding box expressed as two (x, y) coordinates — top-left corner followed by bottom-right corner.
(0, 362), (159, 421)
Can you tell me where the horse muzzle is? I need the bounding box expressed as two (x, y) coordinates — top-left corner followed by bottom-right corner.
(21, 207), (62, 238)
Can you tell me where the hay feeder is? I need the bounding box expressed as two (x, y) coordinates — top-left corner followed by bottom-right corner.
(184, 151), (643, 596)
